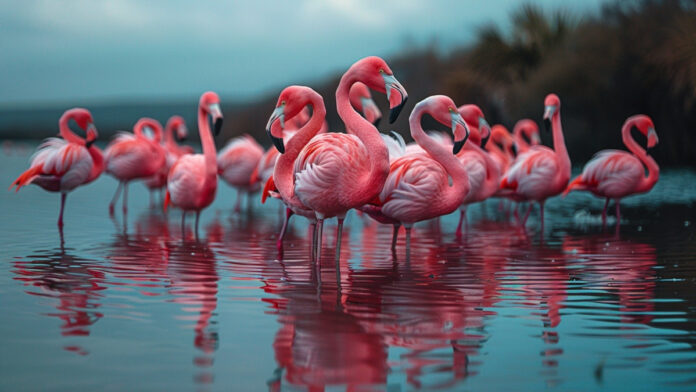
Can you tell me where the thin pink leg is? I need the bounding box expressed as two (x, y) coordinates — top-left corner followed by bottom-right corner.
(521, 204), (533, 226)
(539, 201), (545, 233)
(602, 198), (609, 225)
(455, 208), (466, 237)
(277, 208), (293, 251)
(122, 182), (129, 215)
(181, 211), (187, 237)
(391, 223), (401, 251)
(405, 226), (412, 261)
(316, 219), (324, 261)
(335, 217), (344, 271)
(194, 211), (201, 239)
(615, 199), (621, 223)
(57, 193), (66, 228)
(234, 190), (242, 213)
(109, 182), (123, 216)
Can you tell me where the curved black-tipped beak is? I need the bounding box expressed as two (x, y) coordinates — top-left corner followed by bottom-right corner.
(389, 96), (407, 124)
(373, 117), (382, 128)
(213, 118), (223, 136)
(270, 134), (285, 154)
(208, 103), (223, 136)
(543, 118), (551, 134)
(542, 105), (554, 133)
(265, 105), (286, 153)
(511, 143), (518, 157)
(453, 138), (466, 155)
(86, 139), (95, 148)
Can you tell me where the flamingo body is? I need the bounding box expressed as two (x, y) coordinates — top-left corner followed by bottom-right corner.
(217, 134), (264, 192)
(105, 133), (165, 181)
(168, 154), (217, 210)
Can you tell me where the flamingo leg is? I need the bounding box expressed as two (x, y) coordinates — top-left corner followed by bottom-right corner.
(122, 182), (129, 215)
(316, 218), (324, 262)
(149, 191), (155, 208)
(247, 192), (253, 214)
(57, 192), (67, 228)
(195, 211), (201, 239)
(615, 199), (621, 223)
(455, 208), (466, 237)
(391, 223), (401, 251)
(277, 208), (293, 251)
(181, 211), (187, 237)
(539, 201), (545, 234)
(234, 190), (242, 213)
(405, 225), (412, 261)
(109, 182), (123, 216)
(335, 217), (344, 280)
(602, 198), (609, 225)
(521, 204), (533, 226)
(310, 222), (317, 260)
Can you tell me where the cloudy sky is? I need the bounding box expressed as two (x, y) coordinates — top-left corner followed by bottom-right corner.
(0, 0), (607, 106)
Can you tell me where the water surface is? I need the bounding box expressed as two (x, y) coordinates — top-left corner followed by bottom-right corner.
(2, 142), (696, 391)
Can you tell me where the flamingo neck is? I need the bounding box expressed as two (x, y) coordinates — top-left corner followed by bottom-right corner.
(410, 107), (469, 215)
(274, 94), (326, 210)
(622, 119), (659, 192)
(58, 114), (84, 145)
(164, 122), (176, 148)
(550, 111), (571, 181)
(336, 74), (389, 202)
(513, 125), (530, 151)
(198, 107), (217, 185)
(87, 146), (104, 183)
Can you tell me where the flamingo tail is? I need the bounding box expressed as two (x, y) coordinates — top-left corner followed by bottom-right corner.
(261, 176), (275, 204)
(500, 177), (517, 190)
(563, 175), (587, 197)
(10, 164), (43, 192)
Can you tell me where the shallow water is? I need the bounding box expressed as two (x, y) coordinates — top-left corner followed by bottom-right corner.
(2, 142), (696, 391)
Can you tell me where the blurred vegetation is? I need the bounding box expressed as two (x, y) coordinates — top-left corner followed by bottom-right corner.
(224, 0), (696, 167)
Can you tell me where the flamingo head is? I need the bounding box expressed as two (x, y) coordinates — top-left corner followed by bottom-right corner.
(345, 56), (407, 124)
(266, 85), (322, 154)
(416, 95), (470, 154)
(200, 91), (223, 136)
(62, 108), (98, 147)
(167, 115), (188, 142)
(543, 93), (561, 133)
(458, 104), (490, 148)
(514, 119), (540, 145)
(629, 115), (659, 150)
(134, 118), (164, 143)
(286, 106), (311, 130)
(491, 125), (515, 155)
(350, 82), (382, 127)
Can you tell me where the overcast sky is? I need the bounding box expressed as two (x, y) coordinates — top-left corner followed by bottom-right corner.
(0, 0), (607, 107)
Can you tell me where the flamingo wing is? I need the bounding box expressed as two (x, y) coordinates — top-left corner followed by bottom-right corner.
(217, 135), (264, 187)
(571, 150), (643, 198)
(501, 146), (558, 200)
(104, 137), (154, 179)
(457, 150), (487, 203)
(12, 138), (92, 192)
(378, 153), (449, 223)
(167, 154), (207, 209)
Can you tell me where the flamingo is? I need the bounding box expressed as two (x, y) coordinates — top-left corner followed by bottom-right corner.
(500, 94), (571, 229)
(454, 104), (499, 235)
(265, 56), (408, 262)
(164, 91), (223, 236)
(486, 125), (517, 173)
(217, 134), (264, 212)
(564, 114), (659, 224)
(264, 77), (395, 255)
(359, 95), (471, 255)
(143, 115), (193, 204)
(105, 118), (167, 215)
(10, 108), (103, 228)
(513, 119), (541, 154)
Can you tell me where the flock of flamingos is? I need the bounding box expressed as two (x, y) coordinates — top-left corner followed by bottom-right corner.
(10, 56), (660, 260)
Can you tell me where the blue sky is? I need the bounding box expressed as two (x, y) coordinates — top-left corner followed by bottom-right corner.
(0, 0), (607, 106)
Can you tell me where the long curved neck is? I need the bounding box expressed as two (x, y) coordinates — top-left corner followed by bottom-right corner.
(336, 74), (389, 199)
(550, 110), (571, 179)
(164, 122), (175, 148)
(58, 114), (83, 145)
(513, 126), (530, 151)
(274, 95), (326, 210)
(87, 146), (104, 182)
(622, 120), (659, 192)
(410, 107), (469, 214)
(198, 107), (217, 184)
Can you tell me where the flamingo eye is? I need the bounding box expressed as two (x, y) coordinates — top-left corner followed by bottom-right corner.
(379, 69), (384, 74)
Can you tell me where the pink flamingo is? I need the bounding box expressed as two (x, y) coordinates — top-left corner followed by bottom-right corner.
(564, 114), (659, 224)
(143, 116), (193, 204)
(262, 83), (383, 253)
(266, 56), (408, 261)
(11, 108), (103, 228)
(454, 104), (499, 235)
(360, 95), (470, 255)
(513, 119), (541, 154)
(217, 134), (264, 211)
(105, 118), (167, 215)
(500, 94), (571, 229)
(486, 125), (517, 173)
(164, 91), (223, 235)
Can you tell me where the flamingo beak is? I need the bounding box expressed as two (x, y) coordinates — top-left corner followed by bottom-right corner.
(208, 103), (223, 136)
(452, 112), (470, 155)
(360, 97), (382, 128)
(382, 73), (408, 124)
(543, 105), (555, 133)
(647, 127), (659, 149)
(175, 124), (189, 142)
(266, 104), (286, 154)
(479, 117), (491, 148)
(511, 142), (518, 156)
(85, 123), (98, 148)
